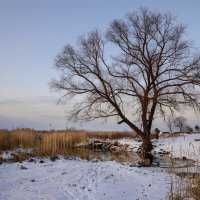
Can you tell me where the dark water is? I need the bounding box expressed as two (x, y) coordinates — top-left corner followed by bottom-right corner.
(2, 147), (197, 169)
(69, 148), (139, 163)
(68, 148), (197, 168)
(153, 155), (197, 168)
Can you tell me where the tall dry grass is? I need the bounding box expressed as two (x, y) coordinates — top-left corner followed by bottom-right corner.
(0, 128), (135, 159)
(164, 133), (200, 200)
(188, 173), (200, 199)
(166, 173), (200, 200)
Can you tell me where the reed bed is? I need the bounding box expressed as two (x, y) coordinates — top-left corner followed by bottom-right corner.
(0, 128), (135, 160)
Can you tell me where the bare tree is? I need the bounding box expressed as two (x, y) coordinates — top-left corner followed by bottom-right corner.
(166, 116), (174, 134)
(174, 116), (187, 132)
(50, 8), (200, 154)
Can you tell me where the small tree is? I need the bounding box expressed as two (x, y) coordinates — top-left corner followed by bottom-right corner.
(174, 116), (187, 132)
(184, 125), (193, 133)
(50, 8), (200, 154)
(195, 125), (199, 131)
(166, 116), (174, 134)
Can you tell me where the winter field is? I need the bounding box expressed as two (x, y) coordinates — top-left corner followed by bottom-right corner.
(0, 131), (200, 200)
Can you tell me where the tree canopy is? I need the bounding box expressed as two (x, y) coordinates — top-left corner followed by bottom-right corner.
(50, 8), (200, 152)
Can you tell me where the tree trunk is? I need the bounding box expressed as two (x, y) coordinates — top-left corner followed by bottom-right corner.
(138, 136), (154, 166)
(141, 136), (153, 153)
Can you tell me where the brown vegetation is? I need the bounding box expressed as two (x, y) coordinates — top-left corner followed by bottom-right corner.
(166, 173), (200, 200)
(0, 128), (136, 161)
(188, 173), (200, 199)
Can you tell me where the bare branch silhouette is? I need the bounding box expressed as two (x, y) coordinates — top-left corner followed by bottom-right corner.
(50, 8), (200, 153)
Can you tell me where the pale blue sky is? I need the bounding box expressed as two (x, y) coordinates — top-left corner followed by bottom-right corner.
(0, 0), (200, 130)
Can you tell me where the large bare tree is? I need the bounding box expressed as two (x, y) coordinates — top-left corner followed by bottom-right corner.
(50, 8), (200, 154)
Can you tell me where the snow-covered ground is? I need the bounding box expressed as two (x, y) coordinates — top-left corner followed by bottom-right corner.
(0, 133), (200, 200)
(154, 133), (200, 162)
(120, 133), (200, 163)
(0, 158), (170, 200)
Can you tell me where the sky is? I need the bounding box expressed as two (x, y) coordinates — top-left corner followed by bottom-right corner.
(0, 0), (200, 131)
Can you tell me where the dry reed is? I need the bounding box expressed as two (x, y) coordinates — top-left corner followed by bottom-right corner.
(165, 133), (200, 200)
(188, 173), (200, 199)
(0, 128), (135, 160)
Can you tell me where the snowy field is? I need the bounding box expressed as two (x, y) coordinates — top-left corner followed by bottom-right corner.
(0, 158), (170, 200)
(0, 133), (200, 200)
(120, 133), (200, 163)
(153, 133), (200, 162)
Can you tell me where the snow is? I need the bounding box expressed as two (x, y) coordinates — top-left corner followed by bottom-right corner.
(0, 158), (171, 200)
(120, 133), (200, 163)
(0, 133), (200, 200)
(1, 151), (13, 160)
(154, 134), (200, 162)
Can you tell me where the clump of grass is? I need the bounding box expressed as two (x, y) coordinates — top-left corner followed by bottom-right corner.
(188, 173), (200, 199)
(33, 131), (89, 157)
(0, 128), (135, 161)
(0, 129), (36, 150)
(87, 131), (136, 140)
(167, 173), (200, 200)
(10, 152), (31, 163)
